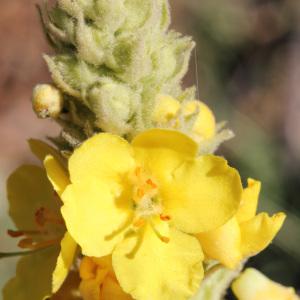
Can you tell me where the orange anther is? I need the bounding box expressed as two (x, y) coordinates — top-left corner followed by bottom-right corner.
(35, 207), (46, 226)
(7, 230), (24, 238)
(35, 207), (64, 227)
(160, 214), (171, 221)
(146, 179), (157, 189)
(133, 218), (146, 228)
(18, 238), (34, 249)
(18, 237), (60, 250)
(160, 236), (170, 243)
(135, 167), (142, 177)
(137, 188), (145, 198)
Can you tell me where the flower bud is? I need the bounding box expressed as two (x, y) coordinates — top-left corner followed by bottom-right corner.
(32, 84), (63, 119)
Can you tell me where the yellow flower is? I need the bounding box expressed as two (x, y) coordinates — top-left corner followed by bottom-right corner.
(232, 268), (299, 300)
(197, 179), (286, 269)
(3, 139), (77, 300)
(46, 128), (242, 300)
(79, 256), (133, 300)
(152, 95), (233, 153)
(152, 95), (216, 139)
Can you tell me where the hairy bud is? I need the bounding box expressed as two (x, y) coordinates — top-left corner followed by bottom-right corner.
(32, 84), (63, 119)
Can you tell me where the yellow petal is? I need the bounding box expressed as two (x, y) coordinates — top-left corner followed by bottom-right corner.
(132, 128), (198, 157)
(28, 138), (66, 168)
(61, 179), (132, 257)
(112, 225), (204, 300)
(52, 232), (77, 293)
(69, 133), (135, 186)
(44, 155), (70, 198)
(162, 155), (242, 233)
(240, 212), (286, 257)
(152, 95), (180, 124)
(236, 179), (261, 223)
(197, 217), (242, 269)
(101, 277), (133, 300)
(3, 246), (60, 300)
(232, 268), (299, 300)
(184, 101), (216, 139)
(7, 165), (60, 231)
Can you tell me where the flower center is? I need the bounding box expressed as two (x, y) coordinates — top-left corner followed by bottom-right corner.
(130, 167), (171, 243)
(132, 167), (161, 219)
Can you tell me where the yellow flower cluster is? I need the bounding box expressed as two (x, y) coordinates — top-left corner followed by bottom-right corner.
(3, 98), (287, 300)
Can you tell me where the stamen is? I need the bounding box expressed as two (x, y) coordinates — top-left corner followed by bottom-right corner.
(18, 238), (34, 249)
(160, 236), (170, 243)
(35, 207), (64, 227)
(7, 229), (47, 238)
(137, 188), (145, 198)
(126, 229), (145, 259)
(150, 222), (170, 243)
(135, 167), (142, 177)
(105, 214), (134, 241)
(133, 218), (146, 228)
(146, 179), (157, 189)
(7, 230), (25, 238)
(160, 214), (171, 221)
(18, 237), (60, 250)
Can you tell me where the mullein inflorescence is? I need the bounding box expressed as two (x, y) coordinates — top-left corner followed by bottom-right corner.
(34, 0), (195, 145)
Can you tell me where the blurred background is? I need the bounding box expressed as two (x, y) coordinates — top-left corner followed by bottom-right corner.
(0, 0), (299, 298)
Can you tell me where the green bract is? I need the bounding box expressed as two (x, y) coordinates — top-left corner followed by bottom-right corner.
(37, 0), (195, 142)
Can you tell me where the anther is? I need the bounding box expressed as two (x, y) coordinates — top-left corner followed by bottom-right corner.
(35, 207), (64, 227)
(18, 238), (34, 249)
(18, 237), (60, 250)
(137, 188), (145, 198)
(160, 236), (170, 243)
(150, 222), (170, 244)
(7, 229), (46, 238)
(7, 230), (25, 238)
(133, 218), (146, 228)
(146, 179), (157, 189)
(160, 214), (171, 221)
(135, 167), (142, 177)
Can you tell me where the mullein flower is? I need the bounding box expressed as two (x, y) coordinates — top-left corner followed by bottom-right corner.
(232, 268), (299, 300)
(152, 95), (234, 154)
(197, 179), (286, 269)
(45, 128), (242, 300)
(79, 256), (132, 300)
(3, 140), (77, 300)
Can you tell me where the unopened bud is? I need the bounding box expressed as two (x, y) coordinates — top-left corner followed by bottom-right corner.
(32, 84), (63, 118)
